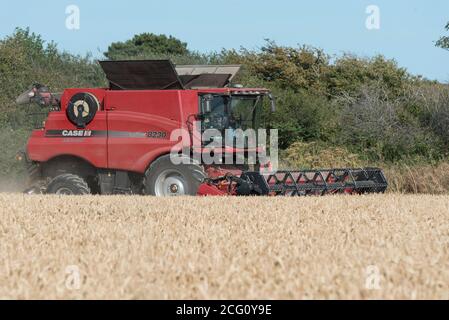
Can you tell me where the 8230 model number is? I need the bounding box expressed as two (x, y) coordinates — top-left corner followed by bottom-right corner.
(147, 131), (167, 138)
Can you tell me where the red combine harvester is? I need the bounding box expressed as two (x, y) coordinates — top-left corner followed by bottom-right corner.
(16, 60), (387, 196)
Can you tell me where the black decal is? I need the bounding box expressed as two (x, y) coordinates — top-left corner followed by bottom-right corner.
(45, 130), (157, 138)
(45, 130), (107, 137)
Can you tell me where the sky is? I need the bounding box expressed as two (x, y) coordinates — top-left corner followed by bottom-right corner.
(0, 0), (448, 82)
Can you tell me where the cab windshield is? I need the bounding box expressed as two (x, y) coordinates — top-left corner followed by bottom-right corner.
(199, 94), (262, 133)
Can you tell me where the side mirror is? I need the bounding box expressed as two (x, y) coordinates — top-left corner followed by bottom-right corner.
(205, 100), (211, 113)
(203, 94), (214, 113)
(268, 93), (276, 112)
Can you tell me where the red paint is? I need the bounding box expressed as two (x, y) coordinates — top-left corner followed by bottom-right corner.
(196, 183), (228, 196)
(27, 87), (267, 175)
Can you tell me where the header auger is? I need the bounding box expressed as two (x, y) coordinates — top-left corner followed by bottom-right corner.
(16, 60), (387, 196)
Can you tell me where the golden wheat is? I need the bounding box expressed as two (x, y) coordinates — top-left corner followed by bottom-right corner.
(0, 193), (448, 299)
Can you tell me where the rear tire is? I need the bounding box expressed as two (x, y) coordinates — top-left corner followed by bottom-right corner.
(46, 173), (91, 195)
(145, 155), (205, 196)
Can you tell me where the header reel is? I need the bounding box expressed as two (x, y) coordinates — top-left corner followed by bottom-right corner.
(199, 168), (388, 196)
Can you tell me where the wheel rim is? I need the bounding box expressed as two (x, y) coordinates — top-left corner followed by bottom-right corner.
(154, 169), (186, 196)
(55, 187), (74, 195)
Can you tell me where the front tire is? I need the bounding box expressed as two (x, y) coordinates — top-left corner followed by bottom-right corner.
(46, 173), (91, 195)
(145, 155), (205, 196)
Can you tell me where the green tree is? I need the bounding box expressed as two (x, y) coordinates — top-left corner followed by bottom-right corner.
(325, 54), (411, 99)
(104, 33), (189, 59)
(230, 40), (331, 93)
(436, 22), (449, 50)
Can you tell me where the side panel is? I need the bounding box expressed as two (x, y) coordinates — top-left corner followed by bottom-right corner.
(27, 112), (108, 168)
(105, 90), (198, 173)
(27, 88), (108, 168)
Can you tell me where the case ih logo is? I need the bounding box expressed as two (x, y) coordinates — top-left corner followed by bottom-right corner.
(62, 130), (92, 137)
(45, 129), (162, 138)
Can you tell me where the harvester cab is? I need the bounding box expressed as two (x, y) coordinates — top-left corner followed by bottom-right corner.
(16, 59), (387, 196)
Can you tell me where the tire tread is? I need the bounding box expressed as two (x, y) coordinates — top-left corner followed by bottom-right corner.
(46, 173), (91, 195)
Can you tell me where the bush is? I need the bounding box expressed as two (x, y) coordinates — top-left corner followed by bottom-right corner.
(326, 54), (411, 98)
(280, 141), (364, 169)
(267, 87), (339, 149)
(338, 84), (442, 162)
(0, 127), (29, 179)
(408, 83), (449, 152)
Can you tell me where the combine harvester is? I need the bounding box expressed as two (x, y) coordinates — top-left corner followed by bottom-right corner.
(15, 60), (387, 196)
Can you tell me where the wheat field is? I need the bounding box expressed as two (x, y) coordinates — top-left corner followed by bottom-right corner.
(0, 193), (448, 300)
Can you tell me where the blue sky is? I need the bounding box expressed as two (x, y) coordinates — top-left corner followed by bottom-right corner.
(0, 0), (448, 81)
